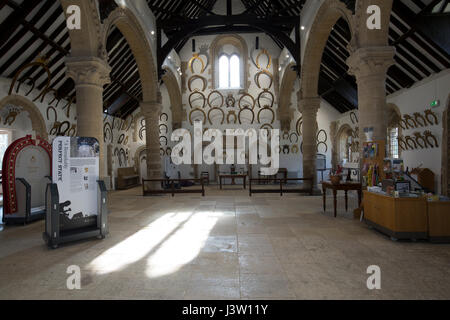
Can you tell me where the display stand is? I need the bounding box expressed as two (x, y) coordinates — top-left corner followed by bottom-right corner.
(2, 135), (52, 225)
(43, 180), (108, 249)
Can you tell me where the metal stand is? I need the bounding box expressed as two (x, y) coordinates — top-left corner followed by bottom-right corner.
(3, 178), (46, 225)
(43, 180), (108, 249)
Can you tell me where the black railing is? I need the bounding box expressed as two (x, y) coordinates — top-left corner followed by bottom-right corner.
(249, 177), (314, 196)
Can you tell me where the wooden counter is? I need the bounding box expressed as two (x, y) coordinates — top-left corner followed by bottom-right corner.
(427, 201), (450, 242)
(363, 191), (428, 240)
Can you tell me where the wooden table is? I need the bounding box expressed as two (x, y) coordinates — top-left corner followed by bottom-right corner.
(219, 174), (247, 189)
(322, 181), (362, 217)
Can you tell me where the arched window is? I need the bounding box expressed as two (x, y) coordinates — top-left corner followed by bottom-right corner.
(388, 127), (399, 159)
(218, 54), (241, 89)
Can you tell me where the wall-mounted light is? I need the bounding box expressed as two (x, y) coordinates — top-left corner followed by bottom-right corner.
(151, 30), (155, 35)
(301, 26), (305, 30)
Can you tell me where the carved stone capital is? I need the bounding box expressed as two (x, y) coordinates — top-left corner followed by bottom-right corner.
(141, 101), (163, 118)
(66, 56), (111, 87)
(299, 97), (321, 114)
(346, 46), (396, 79)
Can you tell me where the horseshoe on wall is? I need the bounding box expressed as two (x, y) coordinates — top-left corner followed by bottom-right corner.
(139, 127), (146, 141)
(227, 110), (238, 124)
(160, 148), (165, 156)
(413, 112), (427, 127)
(225, 94), (235, 108)
(289, 133), (299, 143)
(208, 107), (225, 125)
(254, 70), (273, 90)
(124, 136), (129, 145)
(350, 111), (358, 124)
(68, 124), (77, 137)
(103, 122), (113, 143)
(316, 141), (328, 153)
(4, 111), (19, 126)
(121, 115), (133, 132)
(238, 107), (254, 124)
(317, 129), (328, 143)
(291, 144), (299, 154)
(189, 91), (206, 109)
(424, 130), (438, 148)
(403, 115), (417, 129)
(188, 53), (205, 74)
(405, 136), (417, 149)
(399, 119), (407, 130)
(58, 121), (70, 136)
(282, 145), (290, 154)
(296, 117), (303, 136)
(208, 90), (224, 109)
(188, 75), (208, 92)
(257, 89), (274, 109)
(160, 113), (168, 122)
(238, 92), (256, 110)
(413, 132), (427, 149)
(159, 136), (168, 146)
(159, 124), (168, 134)
(165, 147), (172, 156)
(46, 106), (57, 122)
(117, 134), (125, 144)
(256, 48), (272, 70)
(397, 136), (408, 151)
(50, 122), (61, 136)
(282, 131), (290, 140)
(424, 109), (438, 126)
(257, 107), (275, 124)
(189, 108), (207, 125)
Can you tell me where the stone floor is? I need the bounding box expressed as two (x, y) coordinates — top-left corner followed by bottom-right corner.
(0, 186), (449, 300)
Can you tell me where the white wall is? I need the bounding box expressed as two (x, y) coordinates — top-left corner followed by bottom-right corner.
(387, 69), (450, 193)
(333, 69), (450, 194)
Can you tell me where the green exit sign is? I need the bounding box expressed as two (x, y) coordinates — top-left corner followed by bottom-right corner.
(430, 100), (440, 108)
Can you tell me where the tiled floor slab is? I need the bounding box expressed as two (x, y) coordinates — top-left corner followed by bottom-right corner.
(0, 186), (449, 300)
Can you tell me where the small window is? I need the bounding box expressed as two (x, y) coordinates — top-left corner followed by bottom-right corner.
(388, 127), (399, 159)
(218, 54), (240, 89)
(0, 130), (11, 169)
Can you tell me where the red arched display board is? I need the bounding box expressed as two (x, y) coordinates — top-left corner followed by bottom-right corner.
(2, 135), (52, 214)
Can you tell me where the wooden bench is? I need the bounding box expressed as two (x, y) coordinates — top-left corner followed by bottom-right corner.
(117, 167), (140, 190)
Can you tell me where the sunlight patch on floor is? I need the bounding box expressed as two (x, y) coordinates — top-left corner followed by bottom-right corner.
(87, 211), (193, 275)
(146, 211), (218, 278)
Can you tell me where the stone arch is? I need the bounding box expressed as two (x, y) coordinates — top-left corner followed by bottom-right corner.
(162, 67), (183, 129)
(210, 34), (249, 90)
(300, 0), (354, 100)
(102, 7), (158, 102)
(134, 145), (148, 178)
(335, 123), (354, 165)
(278, 63), (297, 132)
(0, 95), (48, 140)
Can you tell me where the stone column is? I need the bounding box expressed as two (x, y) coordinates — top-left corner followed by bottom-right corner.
(299, 97), (321, 190)
(66, 56), (111, 180)
(347, 47), (395, 144)
(141, 99), (163, 188)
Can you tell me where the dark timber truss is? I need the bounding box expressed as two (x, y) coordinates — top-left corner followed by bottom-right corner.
(0, 0), (449, 118)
